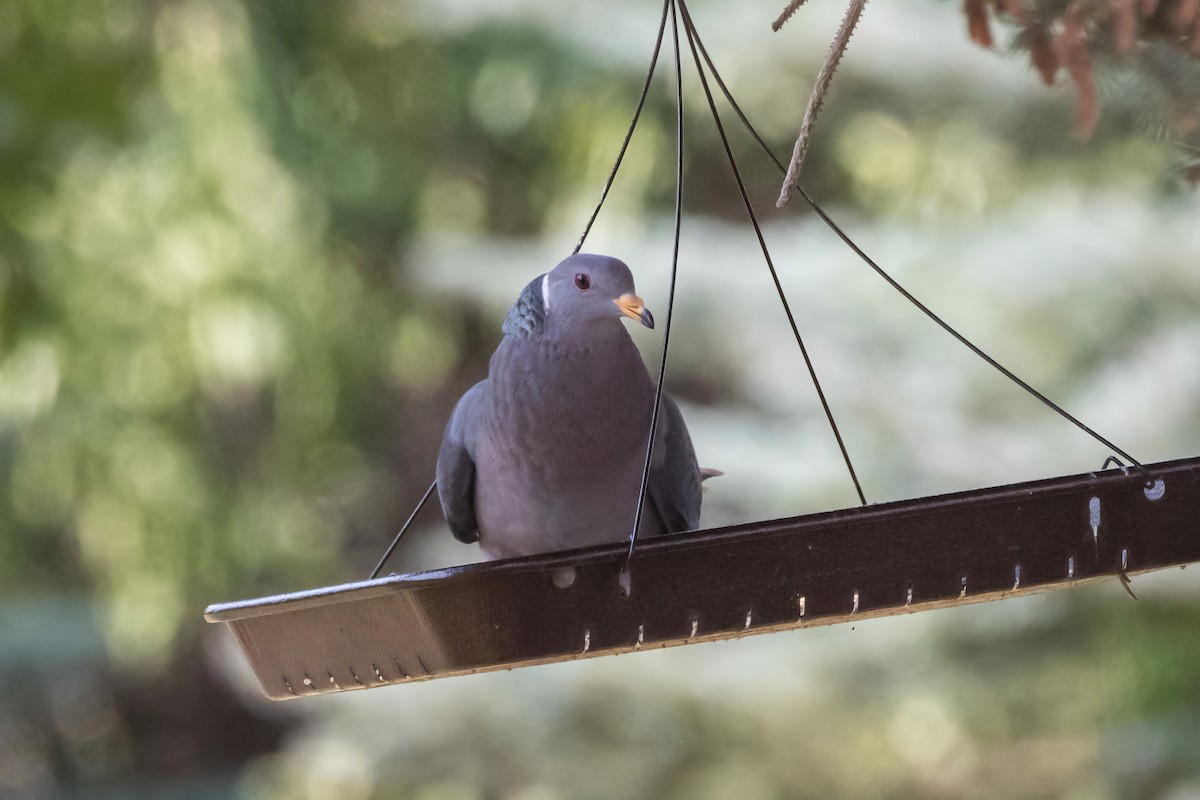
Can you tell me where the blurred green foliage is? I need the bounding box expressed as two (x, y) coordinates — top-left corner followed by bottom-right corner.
(0, 0), (683, 667)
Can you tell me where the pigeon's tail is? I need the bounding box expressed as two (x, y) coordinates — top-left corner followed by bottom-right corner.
(700, 467), (723, 494)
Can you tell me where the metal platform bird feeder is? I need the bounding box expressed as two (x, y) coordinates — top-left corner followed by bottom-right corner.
(204, 0), (1199, 700)
(206, 459), (1200, 700)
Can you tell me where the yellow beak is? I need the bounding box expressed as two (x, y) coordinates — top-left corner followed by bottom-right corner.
(614, 293), (654, 329)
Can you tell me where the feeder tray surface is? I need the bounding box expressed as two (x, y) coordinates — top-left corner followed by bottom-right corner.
(206, 457), (1200, 700)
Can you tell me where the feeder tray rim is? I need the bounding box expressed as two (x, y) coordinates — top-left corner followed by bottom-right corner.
(204, 457), (1175, 624)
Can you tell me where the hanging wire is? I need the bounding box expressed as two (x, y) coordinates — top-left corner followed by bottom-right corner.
(679, 0), (866, 506)
(626, 0), (686, 566)
(370, 480), (437, 579)
(574, 0), (671, 254)
(679, 7), (1152, 484)
(373, 2), (1150, 581)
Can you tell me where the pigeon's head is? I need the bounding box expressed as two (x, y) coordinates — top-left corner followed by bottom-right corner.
(544, 253), (654, 330)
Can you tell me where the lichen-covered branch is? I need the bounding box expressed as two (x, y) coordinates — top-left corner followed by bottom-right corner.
(776, 0), (868, 207)
(772, 0), (812, 32)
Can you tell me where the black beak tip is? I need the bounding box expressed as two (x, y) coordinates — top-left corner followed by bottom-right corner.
(641, 310), (655, 329)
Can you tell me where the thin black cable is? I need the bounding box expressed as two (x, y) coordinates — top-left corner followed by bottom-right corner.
(370, 480), (437, 580)
(679, 1), (866, 506)
(573, 0), (671, 255)
(1101, 455), (1127, 471)
(627, 0), (686, 565)
(681, 7), (1151, 482)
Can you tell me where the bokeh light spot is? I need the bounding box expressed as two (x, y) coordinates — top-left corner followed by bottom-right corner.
(470, 60), (541, 137)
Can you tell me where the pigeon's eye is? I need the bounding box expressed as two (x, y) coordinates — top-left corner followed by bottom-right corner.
(574, 273), (591, 291)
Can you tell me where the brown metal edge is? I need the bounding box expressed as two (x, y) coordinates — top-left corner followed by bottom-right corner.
(249, 566), (1188, 701)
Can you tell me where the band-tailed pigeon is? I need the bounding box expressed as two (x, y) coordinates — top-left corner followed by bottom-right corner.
(436, 253), (716, 561)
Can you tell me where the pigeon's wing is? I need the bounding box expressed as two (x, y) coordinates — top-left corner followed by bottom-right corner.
(436, 380), (487, 544)
(647, 394), (703, 533)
